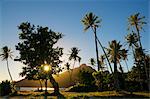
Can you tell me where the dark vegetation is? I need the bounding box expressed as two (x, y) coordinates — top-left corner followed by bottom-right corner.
(0, 12), (149, 98)
(0, 80), (12, 96)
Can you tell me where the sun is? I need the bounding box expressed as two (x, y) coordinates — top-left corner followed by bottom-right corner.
(43, 64), (51, 72)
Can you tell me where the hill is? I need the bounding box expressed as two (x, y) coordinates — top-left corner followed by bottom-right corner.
(15, 64), (96, 88)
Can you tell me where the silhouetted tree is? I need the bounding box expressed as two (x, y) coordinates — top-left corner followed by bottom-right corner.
(68, 47), (81, 81)
(89, 58), (96, 67)
(106, 40), (127, 90)
(128, 13), (146, 48)
(68, 47), (81, 68)
(127, 13), (149, 90)
(15, 22), (63, 95)
(0, 46), (13, 81)
(81, 12), (113, 73)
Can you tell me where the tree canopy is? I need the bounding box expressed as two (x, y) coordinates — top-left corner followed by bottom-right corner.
(15, 22), (63, 79)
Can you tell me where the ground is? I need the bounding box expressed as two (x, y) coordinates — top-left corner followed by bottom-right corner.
(1, 91), (150, 99)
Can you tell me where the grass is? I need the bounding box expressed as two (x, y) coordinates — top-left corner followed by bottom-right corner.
(1, 90), (150, 99)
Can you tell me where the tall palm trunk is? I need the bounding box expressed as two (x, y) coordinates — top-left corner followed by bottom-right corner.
(93, 27), (100, 71)
(91, 27), (113, 73)
(49, 75), (59, 95)
(96, 36), (113, 73)
(118, 61), (124, 74)
(135, 23), (142, 48)
(132, 45), (143, 90)
(6, 59), (13, 81)
(131, 45), (136, 62)
(114, 44), (119, 91)
(135, 23), (149, 83)
(70, 61), (75, 82)
(124, 60), (129, 72)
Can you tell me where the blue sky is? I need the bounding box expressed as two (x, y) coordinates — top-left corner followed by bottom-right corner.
(0, 0), (149, 82)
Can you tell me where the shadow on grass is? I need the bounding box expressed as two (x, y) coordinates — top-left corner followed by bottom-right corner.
(36, 92), (65, 99)
(6, 91), (149, 99)
(71, 92), (149, 99)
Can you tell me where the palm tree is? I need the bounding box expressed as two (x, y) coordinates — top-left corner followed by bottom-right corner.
(64, 62), (71, 82)
(125, 32), (139, 60)
(68, 47), (81, 68)
(68, 47), (81, 80)
(128, 13), (146, 48)
(81, 12), (113, 73)
(99, 55), (106, 71)
(125, 32), (149, 86)
(121, 49), (129, 72)
(65, 62), (70, 71)
(107, 40), (126, 90)
(89, 58), (96, 67)
(81, 12), (100, 71)
(0, 46), (13, 81)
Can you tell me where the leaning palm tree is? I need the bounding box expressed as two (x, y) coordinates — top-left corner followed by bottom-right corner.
(81, 12), (100, 71)
(81, 12), (113, 73)
(0, 46), (13, 81)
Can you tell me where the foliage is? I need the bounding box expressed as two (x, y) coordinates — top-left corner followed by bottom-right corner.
(128, 12), (146, 32)
(66, 83), (97, 92)
(15, 22), (63, 94)
(69, 47), (81, 63)
(78, 69), (95, 85)
(92, 71), (113, 91)
(0, 80), (12, 96)
(81, 12), (101, 71)
(81, 12), (113, 72)
(89, 58), (96, 67)
(107, 40), (128, 65)
(0, 46), (13, 81)
(68, 47), (81, 66)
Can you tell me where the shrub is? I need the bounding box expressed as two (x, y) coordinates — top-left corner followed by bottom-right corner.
(66, 83), (97, 92)
(0, 80), (12, 96)
(78, 69), (95, 85)
(92, 71), (113, 91)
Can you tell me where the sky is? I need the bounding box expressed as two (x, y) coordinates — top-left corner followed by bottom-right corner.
(0, 0), (149, 82)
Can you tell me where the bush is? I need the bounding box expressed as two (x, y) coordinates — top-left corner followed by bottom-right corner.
(0, 80), (12, 96)
(125, 80), (149, 92)
(92, 71), (114, 91)
(66, 83), (97, 92)
(78, 69), (95, 85)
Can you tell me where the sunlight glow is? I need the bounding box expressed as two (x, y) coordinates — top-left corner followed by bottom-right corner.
(43, 64), (51, 72)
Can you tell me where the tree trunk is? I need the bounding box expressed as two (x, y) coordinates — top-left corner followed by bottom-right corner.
(125, 60), (129, 72)
(93, 27), (100, 71)
(6, 59), (13, 81)
(92, 28), (113, 73)
(114, 44), (119, 91)
(135, 23), (142, 48)
(45, 79), (48, 94)
(49, 75), (59, 95)
(118, 61), (123, 74)
(39, 79), (43, 91)
(70, 61), (75, 82)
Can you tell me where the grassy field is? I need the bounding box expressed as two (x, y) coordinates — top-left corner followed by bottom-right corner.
(1, 91), (150, 99)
